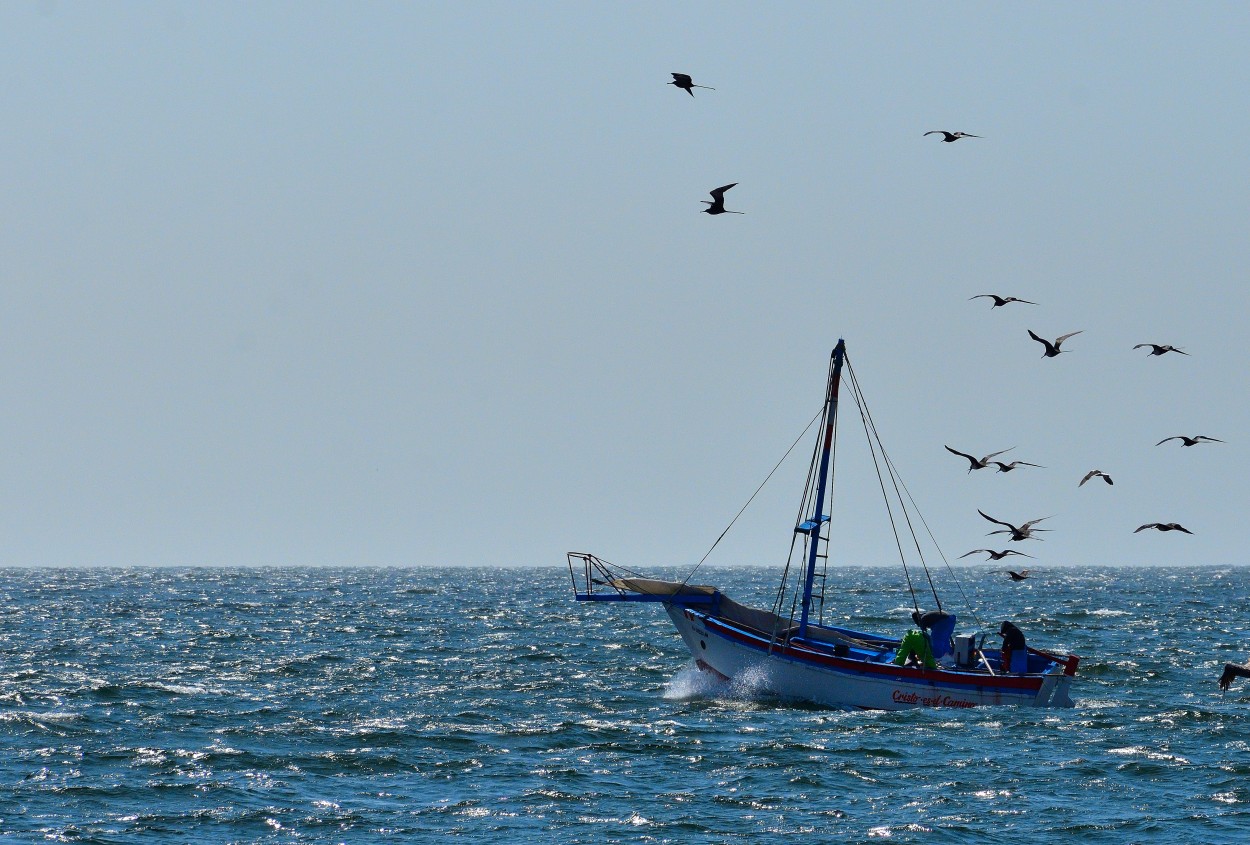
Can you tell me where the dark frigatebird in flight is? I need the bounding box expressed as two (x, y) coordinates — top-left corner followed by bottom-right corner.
(1028, 329), (1083, 358)
(925, 130), (981, 142)
(970, 294), (1035, 308)
(701, 183), (742, 215)
(669, 73), (714, 96)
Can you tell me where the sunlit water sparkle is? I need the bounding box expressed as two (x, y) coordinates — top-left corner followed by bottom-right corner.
(2, 566), (1249, 843)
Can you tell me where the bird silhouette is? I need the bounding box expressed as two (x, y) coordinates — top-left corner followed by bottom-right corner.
(959, 549), (1034, 561)
(1135, 522), (1193, 534)
(1220, 660), (1250, 692)
(978, 509), (1051, 542)
(970, 294), (1036, 308)
(669, 73), (714, 96)
(1028, 329), (1083, 357)
(1006, 569), (1031, 581)
(925, 131), (981, 142)
(1156, 435), (1223, 447)
(1079, 470), (1114, 486)
(945, 445), (1013, 472)
(701, 183), (742, 215)
(992, 460), (1043, 473)
(1134, 343), (1188, 356)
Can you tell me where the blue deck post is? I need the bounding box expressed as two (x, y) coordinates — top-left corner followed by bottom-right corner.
(798, 339), (845, 638)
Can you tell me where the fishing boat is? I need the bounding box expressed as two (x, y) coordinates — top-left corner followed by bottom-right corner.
(568, 340), (1078, 710)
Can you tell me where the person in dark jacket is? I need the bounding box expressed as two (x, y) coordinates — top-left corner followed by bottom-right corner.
(999, 621), (1027, 673)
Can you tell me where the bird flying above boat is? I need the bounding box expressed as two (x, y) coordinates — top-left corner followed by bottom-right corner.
(1028, 329), (1083, 358)
(669, 73), (714, 96)
(701, 183), (743, 215)
(1135, 522), (1193, 534)
(925, 130), (981, 142)
(992, 460), (1043, 473)
(978, 509), (1051, 542)
(1134, 343), (1188, 356)
(1220, 660), (1250, 692)
(970, 294), (1036, 308)
(1079, 470), (1113, 486)
(1006, 570), (1031, 581)
(959, 549), (1034, 561)
(1156, 435), (1223, 447)
(945, 445), (1013, 472)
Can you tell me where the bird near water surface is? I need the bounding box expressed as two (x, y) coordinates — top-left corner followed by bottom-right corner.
(701, 183), (742, 215)
(1220, 660), (1250, 692)
(1006, 570), (1031, 581)
(970, 294), (1036, 308)
(669, 73), (714, 96)
(959, 549), (1033, 562)
(1134, 343), (1188, 356)
(925, 130), (981, 142)
(944, 445), (1013, 472)
(1027, 329), (1083, 358)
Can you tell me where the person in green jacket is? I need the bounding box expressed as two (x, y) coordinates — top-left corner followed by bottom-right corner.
(893, 627), (936, 669)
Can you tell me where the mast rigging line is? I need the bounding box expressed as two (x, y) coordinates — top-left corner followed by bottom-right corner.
(845, 356), (940, 611)
(844, 354), (984, 628)
(679, 405), (825, 592)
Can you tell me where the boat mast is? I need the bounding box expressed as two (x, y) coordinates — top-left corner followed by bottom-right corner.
(798, 339), (845, 637)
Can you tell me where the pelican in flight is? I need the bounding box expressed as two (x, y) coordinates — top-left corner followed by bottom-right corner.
(701, 183), (743, 215)
(1006, 569), (1031, 581)
(1134, 343), (1188, 356)
(1156, 435), (1223, 447)
(992, 460), (1043, 473)
(959, 549), (1033, 562)
(1028, 329), (1083, 358)
(978, 509), (1051, 542)
(1220, 660), (1250, 692)
(970, 294), (1035, 308)
(669, 73), (715, 96)
(945, 445), (1013, 472)
(925, 130), (981, 142)
(1135, 522), (1193, 534)
(1079, 470), (1114, 486)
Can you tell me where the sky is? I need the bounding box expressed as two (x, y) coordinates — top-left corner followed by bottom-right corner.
(1, 2), (1247, 570)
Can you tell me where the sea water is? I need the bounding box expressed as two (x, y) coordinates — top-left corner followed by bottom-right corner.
(1, 566), (1248, 844)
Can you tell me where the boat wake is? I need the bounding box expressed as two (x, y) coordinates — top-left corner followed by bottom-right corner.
(662, 661), (774, 703)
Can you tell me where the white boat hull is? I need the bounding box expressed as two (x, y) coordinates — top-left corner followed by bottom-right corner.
(667, 605), (1075, 710)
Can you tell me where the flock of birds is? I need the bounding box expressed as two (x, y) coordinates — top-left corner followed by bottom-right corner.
(668, 71), (1222, 577)
(670, 73), (1244, 692)
(941, 291), (1222, 579)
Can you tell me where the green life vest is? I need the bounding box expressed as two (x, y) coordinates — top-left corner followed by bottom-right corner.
(893, 629), (936, 669)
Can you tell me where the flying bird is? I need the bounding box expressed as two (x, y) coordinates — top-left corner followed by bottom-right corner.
(992, 460), (1043, 473)
(1135, 522), (1194, 534)
(970, 294), (1036, 308)
(1006, 570), (1031, 581)
(669, 73), (715, 96)
(925, 131), (981, 142)
(959, 549), (1034, 561)
(1220, 660), (1250, 692)
(1134, 343), (1188, 356)
(1028, 329), (1083, 358)
(1079, 470), (1114, 486)
(978, 509), (1051, 542)
(701, 183), (743, 215)
(945, 445), (1013, 472)
(1156, 435), (1223, 447)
